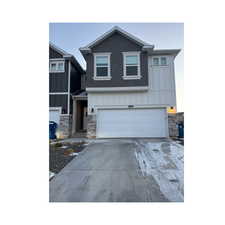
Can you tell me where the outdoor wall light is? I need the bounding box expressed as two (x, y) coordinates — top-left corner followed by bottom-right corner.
(91, 108), (94, 113)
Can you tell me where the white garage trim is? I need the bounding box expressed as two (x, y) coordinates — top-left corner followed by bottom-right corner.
(96, 107), (168, 138)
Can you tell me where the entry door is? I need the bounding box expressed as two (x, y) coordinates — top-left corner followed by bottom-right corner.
(97, 108), (167, 138)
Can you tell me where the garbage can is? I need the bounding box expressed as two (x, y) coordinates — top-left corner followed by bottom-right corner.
(178, 123), (184, 138)
(49, 121), (57, 139)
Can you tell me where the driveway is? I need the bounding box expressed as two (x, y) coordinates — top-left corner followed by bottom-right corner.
(49, 139), (184, 202)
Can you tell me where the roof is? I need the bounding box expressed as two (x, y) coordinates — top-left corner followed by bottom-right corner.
(79, 26), (154, 53)
(152, 49), (181, 57)
(49, 42), (85, 73)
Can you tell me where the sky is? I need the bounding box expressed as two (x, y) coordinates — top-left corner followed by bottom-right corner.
(49, 23), (184, 112)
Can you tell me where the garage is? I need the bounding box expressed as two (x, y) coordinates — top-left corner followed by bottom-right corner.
(49, 108), (61, 125)
(96, 108), (168, 138)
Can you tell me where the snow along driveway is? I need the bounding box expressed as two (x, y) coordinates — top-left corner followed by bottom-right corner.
(50, 139), (184, 202)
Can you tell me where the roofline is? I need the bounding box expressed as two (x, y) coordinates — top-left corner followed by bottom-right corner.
(49, 42), (73, 57)
(49, 42), (85, 73)
(151, 49), (181, 57)
(80, 26), (154, 52)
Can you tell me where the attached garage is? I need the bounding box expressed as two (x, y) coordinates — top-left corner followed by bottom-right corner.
(49, 107), (61, 125)
(96, 108), (168, 138)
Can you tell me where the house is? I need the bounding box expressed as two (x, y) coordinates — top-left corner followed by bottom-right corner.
(49, 43), (85, 138)
(74, 26), (180, 138)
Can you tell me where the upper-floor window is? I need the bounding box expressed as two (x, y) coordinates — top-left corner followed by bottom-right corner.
(152, 57), (167, 66)
(94, 53), (111, 80)
(49, 60), (65, 73)
(123, 52), (141, 80)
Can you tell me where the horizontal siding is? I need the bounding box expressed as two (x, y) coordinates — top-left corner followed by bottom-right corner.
(88, 55), (176, 114)
(49, 94), (68, 114)
(49, 73), (68, 92)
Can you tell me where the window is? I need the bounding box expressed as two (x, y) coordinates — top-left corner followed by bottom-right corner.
(123, 52), (141, 79)
(49, 60), (65, 72)
(153, 57), (168, 66)
(94, 53), (111, 80)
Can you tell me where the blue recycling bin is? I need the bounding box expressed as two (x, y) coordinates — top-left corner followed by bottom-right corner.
(178, 123), (184, 138)
(49, 121), (57, 139)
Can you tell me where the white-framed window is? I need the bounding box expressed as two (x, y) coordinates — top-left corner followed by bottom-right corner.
(49, 60), (65, 73)
(122, 52), (141, 80)
(152, 56), (168, 66)
(94, 53), (111, 80)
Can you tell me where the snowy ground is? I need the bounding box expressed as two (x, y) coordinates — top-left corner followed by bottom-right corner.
(134, 140), (184, 202)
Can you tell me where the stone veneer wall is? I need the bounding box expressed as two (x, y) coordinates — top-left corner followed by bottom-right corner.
(57, 115), (72, 139)
(168, 112), (184, 137)
(87, 115), (96, 138)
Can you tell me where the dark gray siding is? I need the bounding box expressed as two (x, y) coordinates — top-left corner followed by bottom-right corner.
(49, 94), (68, 114)
(49, 61), (68, 92)
(49, 47), (63, 58)
(85, 32), (148, 88)
(70, 63), (81, 93)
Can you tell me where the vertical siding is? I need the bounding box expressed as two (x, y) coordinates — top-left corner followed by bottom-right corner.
(49, 94), (68, 114)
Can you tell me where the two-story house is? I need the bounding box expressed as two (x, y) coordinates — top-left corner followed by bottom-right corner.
(77, 26), (180, 138)
(49, 43), (85, 138)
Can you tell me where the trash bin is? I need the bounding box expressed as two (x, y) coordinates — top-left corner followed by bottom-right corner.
(178, 123), (184, 138)
(49, 121), (57, 139)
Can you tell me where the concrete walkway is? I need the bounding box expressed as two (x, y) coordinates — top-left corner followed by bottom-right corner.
(49, 139), (183, 202)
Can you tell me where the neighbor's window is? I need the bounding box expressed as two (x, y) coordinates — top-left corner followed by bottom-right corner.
(94, 53), (111, 79)
(49, 61), (65, 72)
(123, 52), (140, 79)
(153, 57), (167, 66)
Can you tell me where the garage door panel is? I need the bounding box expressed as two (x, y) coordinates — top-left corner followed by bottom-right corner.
(49, 109), (60, 125)
(97, 108), (167, 138)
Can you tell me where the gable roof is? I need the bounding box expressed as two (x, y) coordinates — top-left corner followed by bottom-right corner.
(50, 42), (72, 57)
(79, 26), (154, 53)
(49, 42), (85, 73)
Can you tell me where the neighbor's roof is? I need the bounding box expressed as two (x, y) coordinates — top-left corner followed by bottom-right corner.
(152, 49), (181, 57)
(49, 42), (85, 73)
(79, 26), (154, 52)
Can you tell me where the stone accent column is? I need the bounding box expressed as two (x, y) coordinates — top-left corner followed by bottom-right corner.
(87, 115), (96, 138)
(168, 114), (178, 137)
(57, 115), (72, 139)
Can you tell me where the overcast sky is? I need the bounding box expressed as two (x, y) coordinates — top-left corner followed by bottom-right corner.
(49, 23), (183, 112)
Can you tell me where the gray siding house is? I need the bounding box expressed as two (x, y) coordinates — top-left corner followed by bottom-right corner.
(76, 26), (180, 138)
(49, 43), (85, 138)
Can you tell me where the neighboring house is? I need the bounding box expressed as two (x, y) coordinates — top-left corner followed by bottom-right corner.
(49, 43), (85, 138)
(76, 26), (180, 138)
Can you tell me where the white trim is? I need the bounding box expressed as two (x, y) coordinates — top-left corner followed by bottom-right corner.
(49, 92), (68, 95)
(50, 43), (72, 57)
(49, 60), (65, 73)
(93, 53), (111, 80)
(122, 52), (141, 79)
(152, 56), (168, 66)
(49, 58), (65, 61)
(68, 61), (71, 115)
(86, 86), (148, 92)
(49, 107), (62, 114)
(80, 26), (154, 50)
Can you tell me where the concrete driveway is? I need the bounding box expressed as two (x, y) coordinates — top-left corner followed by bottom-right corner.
(49, 139), (184, 202)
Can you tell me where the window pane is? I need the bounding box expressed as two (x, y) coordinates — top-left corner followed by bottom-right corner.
(153, 58), (159, 65)
(96, 56), (108, 66)
(96, 67), (108, 76)
(126, 66), (138, 76)
(51, 63), (57, 71)
(126, 55), (138, 65)
(58, 62), (64, 71)
(161, 57), (167, 65)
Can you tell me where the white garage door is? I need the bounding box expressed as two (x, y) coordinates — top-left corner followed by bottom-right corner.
(49, 108), (60, 125)
(97, 108), (167, 138)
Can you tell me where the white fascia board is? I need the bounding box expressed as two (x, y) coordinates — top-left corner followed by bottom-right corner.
(151, 49), (181, 57)
(80, 26), (154, 50)
(49, 42), (72, 57)
(86, 86), (149, 92)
